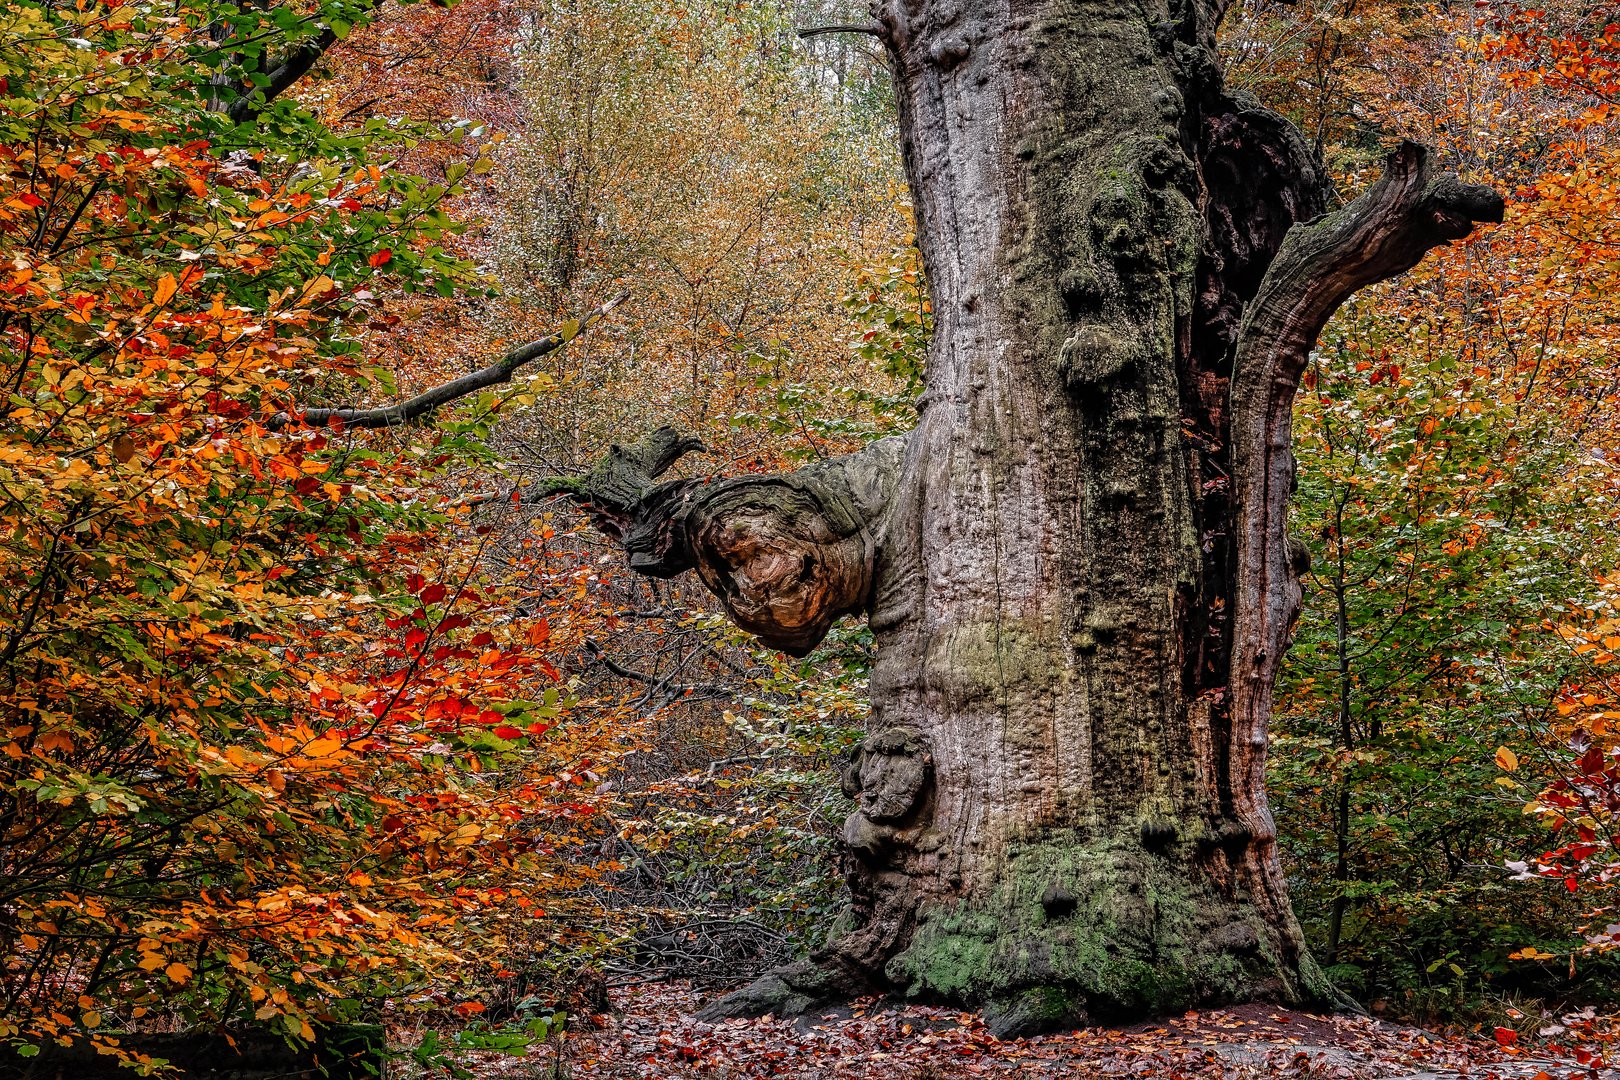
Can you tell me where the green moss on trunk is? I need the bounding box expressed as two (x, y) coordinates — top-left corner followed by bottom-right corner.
(890, 830), (1330, 1035)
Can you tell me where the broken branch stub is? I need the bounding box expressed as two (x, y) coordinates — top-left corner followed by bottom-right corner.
(562, 430), (905, 657)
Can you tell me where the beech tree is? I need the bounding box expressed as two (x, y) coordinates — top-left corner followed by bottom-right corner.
(357, 0), (1504, 1039)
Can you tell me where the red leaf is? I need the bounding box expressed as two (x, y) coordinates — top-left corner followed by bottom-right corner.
(1494, 1027), (1518, 1046)
(368, 249), (392, 268)
(419, 583), (446, 605)
(17, 192), (43, 208)
(492, 725), (523, 740)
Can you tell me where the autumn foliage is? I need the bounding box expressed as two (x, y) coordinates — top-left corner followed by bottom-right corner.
(0, 0), (619, 1063)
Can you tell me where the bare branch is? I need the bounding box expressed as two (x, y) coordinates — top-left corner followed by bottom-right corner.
(796, 23), (884, 39)
(270, 292), (629, 432)
(1232, 142), (1502, 402)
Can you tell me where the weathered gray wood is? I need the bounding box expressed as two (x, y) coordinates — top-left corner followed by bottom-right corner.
(562, 428), (904, 655)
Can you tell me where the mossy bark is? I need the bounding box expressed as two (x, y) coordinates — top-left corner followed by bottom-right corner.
(569, 0), (1500, 1037)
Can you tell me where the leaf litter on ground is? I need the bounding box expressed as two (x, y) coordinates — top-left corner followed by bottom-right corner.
(464, 982), (1615, 1079)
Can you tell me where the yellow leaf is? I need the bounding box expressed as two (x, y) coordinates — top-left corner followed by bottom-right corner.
(152, 274), (177, 307)
(81, 1012), (100, 1029)
(164, 963), (192, 984)
(1495, 746), (1519, 771)
(137, 953), (165, 971)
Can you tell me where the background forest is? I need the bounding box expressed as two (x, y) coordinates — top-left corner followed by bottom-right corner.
(2, 0), (1619, 1072)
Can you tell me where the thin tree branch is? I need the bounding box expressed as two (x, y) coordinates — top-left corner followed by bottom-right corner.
(269, 291), (629, 431)
(227, 27), (338, 124)
(796, 23), (883, 39)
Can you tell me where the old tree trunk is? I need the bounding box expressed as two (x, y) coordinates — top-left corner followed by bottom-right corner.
(561, 0), (1503, 1036)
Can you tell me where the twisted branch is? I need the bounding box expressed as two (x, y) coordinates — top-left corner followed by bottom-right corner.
(1225, 141), (1503, 836)
(550, 429), (905, 656)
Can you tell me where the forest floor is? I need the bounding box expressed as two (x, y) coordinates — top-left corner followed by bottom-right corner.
(473, 983), (1616, 1079)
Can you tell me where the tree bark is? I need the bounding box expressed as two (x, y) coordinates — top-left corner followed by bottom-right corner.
(555, 0), (1502, 1035)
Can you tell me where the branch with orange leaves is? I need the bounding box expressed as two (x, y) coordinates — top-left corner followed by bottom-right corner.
(269, 291), (629, 431)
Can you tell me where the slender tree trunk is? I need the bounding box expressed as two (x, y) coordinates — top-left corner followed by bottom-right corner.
(1326, 491), (1354, 967)
(553, 0), (1501, 1036)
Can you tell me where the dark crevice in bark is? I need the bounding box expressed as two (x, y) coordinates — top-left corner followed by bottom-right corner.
(1183, 96), (1332, 834)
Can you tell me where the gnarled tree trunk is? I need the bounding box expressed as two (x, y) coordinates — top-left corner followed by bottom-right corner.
(557, 0), (1501, 1036)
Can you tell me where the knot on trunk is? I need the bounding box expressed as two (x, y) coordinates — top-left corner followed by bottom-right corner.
(841, 728), (934, 859)
(1059, 324), (1144, 395)
(685, 484), (874, 656)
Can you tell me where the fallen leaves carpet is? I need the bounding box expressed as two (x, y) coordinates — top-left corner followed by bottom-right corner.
(497, 983), (1616, 1079)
